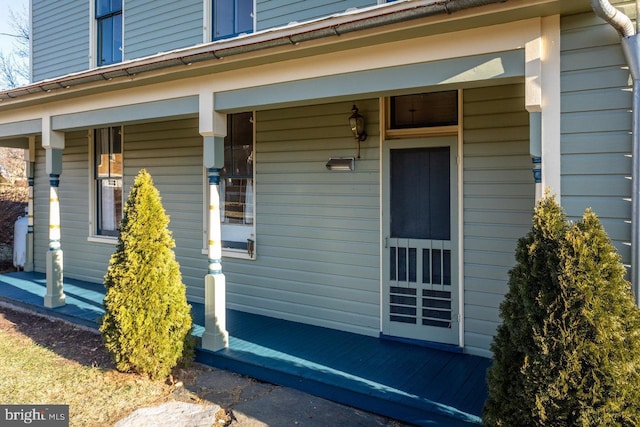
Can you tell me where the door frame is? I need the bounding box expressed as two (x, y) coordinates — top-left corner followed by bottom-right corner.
(381, 136), (461, 346)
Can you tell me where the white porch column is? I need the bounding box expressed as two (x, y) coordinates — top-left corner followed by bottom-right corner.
(200, 92), (229, 351)
(525, 15), (561, 201)
(24, 137), (35, 272)
(43, 121), (66, 308)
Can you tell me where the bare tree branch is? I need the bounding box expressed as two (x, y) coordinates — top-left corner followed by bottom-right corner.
(0, 4), (29, 89)
(8, 6), (29, 58)
(0, 52), (26, 88)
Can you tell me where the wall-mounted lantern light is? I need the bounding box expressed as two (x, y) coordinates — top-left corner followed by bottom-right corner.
(325, 157), (355, 171)
(349, 104), (367, 159)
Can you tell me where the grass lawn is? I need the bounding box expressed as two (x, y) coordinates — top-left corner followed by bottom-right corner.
(0, 306), (176, 426)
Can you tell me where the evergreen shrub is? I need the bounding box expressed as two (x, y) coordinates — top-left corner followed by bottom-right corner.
(100, 169), (193, 379)
(484, 195), (640, 426)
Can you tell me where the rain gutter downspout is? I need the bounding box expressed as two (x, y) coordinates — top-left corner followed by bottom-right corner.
(0, 0), (508, 101)
(591, 0), (640, 303)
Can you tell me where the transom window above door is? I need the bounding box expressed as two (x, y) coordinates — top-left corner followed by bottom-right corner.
(385, 90), (459, 139)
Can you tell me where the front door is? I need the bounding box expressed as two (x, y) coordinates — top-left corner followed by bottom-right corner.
(382, 137), (459, 346)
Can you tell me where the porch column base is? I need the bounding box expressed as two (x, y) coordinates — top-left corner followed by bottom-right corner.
(45, 249), (65, 308)
(201, 273), (228, 352)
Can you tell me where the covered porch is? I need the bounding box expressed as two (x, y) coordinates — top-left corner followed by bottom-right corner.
(0, 271), (490, 426)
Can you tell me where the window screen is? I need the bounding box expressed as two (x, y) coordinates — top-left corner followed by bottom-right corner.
(390, 147), (450, 240)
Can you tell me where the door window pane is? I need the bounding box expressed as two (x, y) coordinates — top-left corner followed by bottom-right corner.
(390, 147), (450, 240)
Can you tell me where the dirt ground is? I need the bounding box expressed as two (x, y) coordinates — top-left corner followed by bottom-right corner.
(0, 305), (114, 368)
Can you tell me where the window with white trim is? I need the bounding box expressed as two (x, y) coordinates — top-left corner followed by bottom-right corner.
(96, 0), (122, 66)
(94, 127), (123, 237)
(204, 112), (255, 258)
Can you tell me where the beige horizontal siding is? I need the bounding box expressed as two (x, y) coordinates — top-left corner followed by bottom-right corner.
(560, 3), (635, 264)
(224, 99), (382, 336)
(463, 83), (534, 358)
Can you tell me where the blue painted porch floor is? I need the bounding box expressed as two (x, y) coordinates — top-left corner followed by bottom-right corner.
(0, 271), (491, 426)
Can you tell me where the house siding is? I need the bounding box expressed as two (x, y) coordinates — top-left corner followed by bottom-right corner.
(463, 83), (534, 358)
(33, 120), (205, 301)
(34, 131), (113, 277)
(32, 0), (90, 82)
(223, 100), (382, 336)
(560, 3), (635, 265)
(30, 0), (383, 80)
(123, 118), (205, 301)
(256, 0), (376, 31)
(124, 0), (203, 60)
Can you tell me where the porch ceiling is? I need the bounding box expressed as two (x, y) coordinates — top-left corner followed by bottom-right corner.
(0, 0), (586, 112)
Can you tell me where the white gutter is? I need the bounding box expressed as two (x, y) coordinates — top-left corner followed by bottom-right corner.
(0, 0), (507, 102)
(590, 0), (640, 303)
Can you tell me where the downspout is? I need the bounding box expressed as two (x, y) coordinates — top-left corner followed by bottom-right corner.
(591, 0), (640, 303)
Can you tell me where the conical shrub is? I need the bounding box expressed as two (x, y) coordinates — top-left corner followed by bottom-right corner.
(100, 169), (192, 379)
(484, 196), (640, 426)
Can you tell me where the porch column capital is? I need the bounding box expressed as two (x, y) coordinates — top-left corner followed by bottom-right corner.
(42, 116), (64, 150)
(45, 146), (63, 175)
(199, 92), (227, 138)
(199, 92), (227, 169)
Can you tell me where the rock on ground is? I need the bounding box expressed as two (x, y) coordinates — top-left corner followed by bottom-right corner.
(114, 401), (221, 427)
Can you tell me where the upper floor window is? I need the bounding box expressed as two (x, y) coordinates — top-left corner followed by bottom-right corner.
(96, 0), (122, 66)
(94, 127), (123, 237)
(213, 0), (253, 40)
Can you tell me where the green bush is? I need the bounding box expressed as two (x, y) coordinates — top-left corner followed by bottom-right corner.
(484, 196), (640, 426)
(100, 169), (193, 379)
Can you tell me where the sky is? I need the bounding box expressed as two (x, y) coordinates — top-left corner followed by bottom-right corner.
(0, 0), (28, 55)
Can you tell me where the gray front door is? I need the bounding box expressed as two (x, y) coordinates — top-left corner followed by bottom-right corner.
(382, 137), (459, 345)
